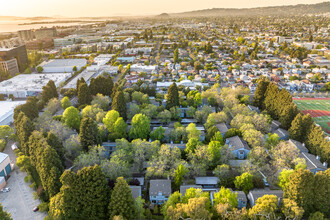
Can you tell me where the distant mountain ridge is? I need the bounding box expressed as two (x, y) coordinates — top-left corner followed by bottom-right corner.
(170, 2), (330, 17)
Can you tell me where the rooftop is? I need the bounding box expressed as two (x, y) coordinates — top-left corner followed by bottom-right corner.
(0, 152), (9, 164)
(149, 179), (171, 196)
(40, 59), (87, 68)
(0, 101), (26, 123)
(0, 73), (70, 92)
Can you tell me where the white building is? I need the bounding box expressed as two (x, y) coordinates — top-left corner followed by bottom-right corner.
(0, 152), (12, 178)
(0, 101), (26, 125)
(39, 59), (87, 73)
(0, 73), (70, 98)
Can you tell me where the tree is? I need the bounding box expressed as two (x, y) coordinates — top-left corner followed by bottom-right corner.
(174, 164), (187, 189)
(158, 110), (172, 124)
(108, 177), (137, 220)
(61, 96), (72, 109)
(48, 165), (109, 220)
(253, 77), (269, 109)
(14, 97), (39, 121)
(166, 83), (179, 109)
(213, 187), (238, 209)
(0, 125), (14, 139)
(283, 169), (315, 216)
(207, 141), (222, 168)
(186, 123), (201, 140)
(205, 126), (219, 143)
(79, 116), (101, 151)
(62, 106), (81, 130)
(279, 103), (299, 130)
(173, 47), (179, 64)
(41, 80), (58, 104)
(46, 131), (65, 164)
(234, 172), (253, 194)
(15, 112), (35, 155)
(281, 198), (304, 220)
(37, 66), (43, 73)
(185, 138), (202, 154)
(249, 195), (279, 220)
(147, 144), (183, 178)
(129, 114), (150, 140)
(103, 110), (120, 132)
(271, 141), (299, 170)
(91, 93), (110, 111)
(211, 131), (224, 145)
(150, 126), (165, 141)
(78, 80), (92, 107)
(247, 146), (268, 168)
(112, 90), (127, 120)
(265, 133), (280, 149)
(184, 197), (212, 220)
(0, 203), (12, 220)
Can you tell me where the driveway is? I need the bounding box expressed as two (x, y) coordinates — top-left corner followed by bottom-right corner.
(1, 142), (47, 220)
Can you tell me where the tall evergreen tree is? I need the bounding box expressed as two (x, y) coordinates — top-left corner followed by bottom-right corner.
(105, 75), (114, 97)
(108, 177), (137, 220)
(264, 83), (280, 119)
(15, 112), (34, 155)
(279, 103), (299, 130)
(112, 90), (127, 120)
(289, 113), (304, 142)
(41, 80), (58, 104)
(253, 77), (269, 109)
(79, 116), (101, 151)
(49, 165), (109, 219)
(78, 81), (92, 107)
(14, 97), (39, 121)
(47, 131), (65, 164)
(166, 83), (179, 109)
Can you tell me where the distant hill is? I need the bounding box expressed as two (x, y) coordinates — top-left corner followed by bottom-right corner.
(157, 13), (170, 18)
(171, 2), (330, 17)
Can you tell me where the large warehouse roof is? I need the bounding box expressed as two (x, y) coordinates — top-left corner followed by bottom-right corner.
(0, 73), (70, 92)
(0, 101), (26, 125)
(40, 59), (87, 68)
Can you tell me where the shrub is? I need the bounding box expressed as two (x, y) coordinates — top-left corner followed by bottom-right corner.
(252, 175), (265, 189)
(0, 139), (6, 152)
(38, 202), (49, 212)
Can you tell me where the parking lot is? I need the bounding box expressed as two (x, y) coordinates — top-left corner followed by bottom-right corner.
(1, 143), (47, 220)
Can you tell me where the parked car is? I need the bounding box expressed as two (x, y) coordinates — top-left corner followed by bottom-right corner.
(0, 188), (10, 192)
(33, 206), (39, 212)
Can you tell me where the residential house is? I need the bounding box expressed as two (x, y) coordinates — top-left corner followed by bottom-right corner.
(149, 179), (172, 205)
(247, 189), (283, 207)
(299, 152), (327, 174)
(215, 123), (231, 137)
(195, 177), (219, 190)
(180, 185), (203, 196)
(226, 136), (251, 159)
(273, 128), (289, 140)
(129, 185), (142, 199)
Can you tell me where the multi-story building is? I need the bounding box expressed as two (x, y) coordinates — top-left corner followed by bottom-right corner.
(0, 45), (28, 72)
(18, 30), (34, 41)
(34, 28), (57, 40)
(0, 58), (19, 75)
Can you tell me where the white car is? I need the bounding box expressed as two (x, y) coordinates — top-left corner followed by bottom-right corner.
(1, 188), (10, 192)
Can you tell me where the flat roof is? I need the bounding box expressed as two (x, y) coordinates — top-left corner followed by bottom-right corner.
(40, 59), (87, 68)
(0, 152), (9, 164)
(0, 73), (70, 92)
(0, 101), (26, 120)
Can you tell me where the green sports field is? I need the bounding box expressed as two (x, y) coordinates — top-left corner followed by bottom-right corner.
(293, 98), (330, 134)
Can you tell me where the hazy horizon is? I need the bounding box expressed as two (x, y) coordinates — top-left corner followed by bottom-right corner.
(0, 0), (327, 18)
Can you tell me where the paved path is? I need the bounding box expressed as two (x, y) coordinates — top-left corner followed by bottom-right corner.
(1, 142), (47, 220)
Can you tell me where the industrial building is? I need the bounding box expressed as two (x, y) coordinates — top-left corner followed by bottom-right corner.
(0, 101), (26, 126)
(0, 45), (28, 72)
(0, 152), (12, 178)
(0, 73), (70, 98)
(39, 59), (87, 73)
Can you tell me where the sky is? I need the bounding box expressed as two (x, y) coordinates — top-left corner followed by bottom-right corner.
(0, 0), (327, 17)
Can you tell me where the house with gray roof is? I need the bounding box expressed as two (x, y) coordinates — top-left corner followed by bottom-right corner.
(287, 139), (309, 153)
(273, 128), (289, 140)
(230, 189), (247, 209)
(247, 189), (283, 207)
(180, 185), (203, 196)
(149, 179), (172, 205)
(226, 136), (251, 159)
(195, 177), (219, 189)
(299, 152), (327, 174)
(129, 185), (142, 199)
(215, 122), (230, 137)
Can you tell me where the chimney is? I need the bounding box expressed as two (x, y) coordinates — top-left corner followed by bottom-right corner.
(323, 162), (328, 168)
(316, 155), (321, 161)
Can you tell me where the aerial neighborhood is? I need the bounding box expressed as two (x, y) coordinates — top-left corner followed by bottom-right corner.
(0, 2), (329, 220)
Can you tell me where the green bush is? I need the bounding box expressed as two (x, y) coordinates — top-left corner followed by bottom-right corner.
(38, 202), (49, 212)
(0, 139), (6, 152)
